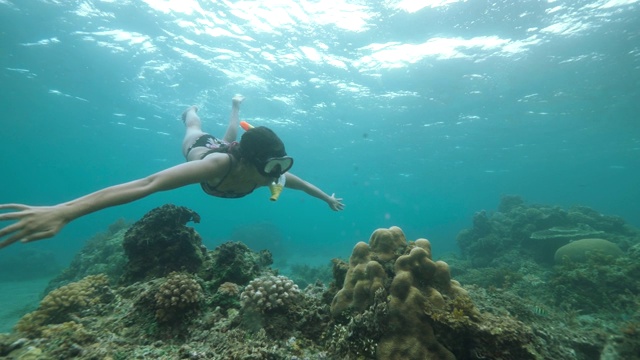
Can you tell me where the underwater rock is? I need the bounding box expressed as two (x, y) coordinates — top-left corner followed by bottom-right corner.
(554, 238), (624, 264)
(121, 204), (204, 284)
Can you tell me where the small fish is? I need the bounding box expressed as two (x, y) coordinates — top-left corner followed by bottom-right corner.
(532, 305), (548, 317)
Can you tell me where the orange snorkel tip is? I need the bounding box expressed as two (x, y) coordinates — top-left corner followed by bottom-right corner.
(240, 121), (253, 131)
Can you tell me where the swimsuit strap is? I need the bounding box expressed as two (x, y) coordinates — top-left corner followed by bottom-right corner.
(200, 154), (256, 198)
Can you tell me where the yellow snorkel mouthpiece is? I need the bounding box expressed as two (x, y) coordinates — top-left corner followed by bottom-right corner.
(269, 174), (286, 201)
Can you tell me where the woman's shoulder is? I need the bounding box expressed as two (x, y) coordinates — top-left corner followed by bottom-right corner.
(201, 151), (232, 165)
(191, 152), (233, 182)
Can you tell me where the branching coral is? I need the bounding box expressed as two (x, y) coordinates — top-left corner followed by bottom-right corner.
(154, 272), (204, 322)
(240, 275), (300, 313)
(15, 274), (111, 336)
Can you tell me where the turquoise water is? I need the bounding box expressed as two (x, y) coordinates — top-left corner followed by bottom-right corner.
(0, 0), (639, 270)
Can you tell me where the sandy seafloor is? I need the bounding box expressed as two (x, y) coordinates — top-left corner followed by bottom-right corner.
(0, 278), (55, 333)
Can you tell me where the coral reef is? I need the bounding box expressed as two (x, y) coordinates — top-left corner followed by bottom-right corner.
(550, 249), (640, 313)
(451, 196), (640, 359)
(286, 262), (333, 289)
(2, 202), (638, 359)
(209, 281), (242, 310)
(121, 204), (204, 284)
(457, 195), (638, 266)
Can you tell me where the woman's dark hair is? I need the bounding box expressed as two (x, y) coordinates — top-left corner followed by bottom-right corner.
(238, 126), (287, 163)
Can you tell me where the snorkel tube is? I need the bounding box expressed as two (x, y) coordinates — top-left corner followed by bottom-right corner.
(240, 120), (253, 132)
(240, 121), (286, 201)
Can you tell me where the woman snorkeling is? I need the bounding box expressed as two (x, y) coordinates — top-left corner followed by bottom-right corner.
(0, 95), (344, 249)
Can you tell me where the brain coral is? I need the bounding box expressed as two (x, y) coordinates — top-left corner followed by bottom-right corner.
(554, 238), (624, 264)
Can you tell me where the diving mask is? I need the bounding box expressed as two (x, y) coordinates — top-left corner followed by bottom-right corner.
(257, 156), (294, 177)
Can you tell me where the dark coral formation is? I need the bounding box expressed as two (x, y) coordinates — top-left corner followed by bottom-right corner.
(200, 241), (273, 290)
(121, 204), (204, 283)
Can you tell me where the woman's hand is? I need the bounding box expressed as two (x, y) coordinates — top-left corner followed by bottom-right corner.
(0, 204), (69, 249)
(328, 193), (345, 211)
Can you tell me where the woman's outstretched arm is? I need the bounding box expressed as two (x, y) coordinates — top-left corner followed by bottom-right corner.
(0, 155), (227, 248)
(284, 173), (345, 211)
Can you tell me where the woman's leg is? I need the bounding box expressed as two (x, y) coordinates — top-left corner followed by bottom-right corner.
(222, 95), (245, 143)
(181, 106), (206, 159)
(181, 96), (244, 160)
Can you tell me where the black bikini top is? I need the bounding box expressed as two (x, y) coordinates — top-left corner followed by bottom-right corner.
(200, 149), (257, 199)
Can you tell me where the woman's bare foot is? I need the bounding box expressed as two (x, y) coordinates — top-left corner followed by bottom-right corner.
(182, 105), (199, 124)
(232, 95), (245, 108)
